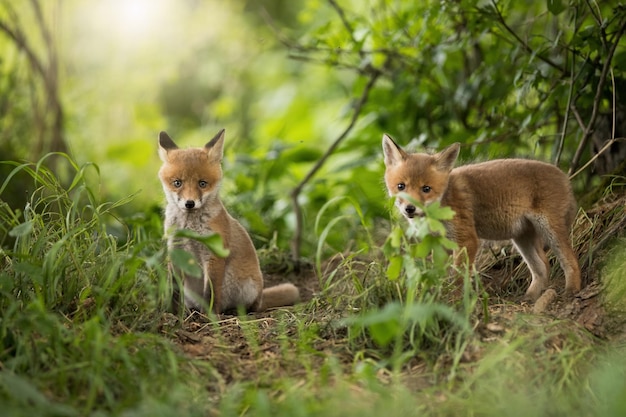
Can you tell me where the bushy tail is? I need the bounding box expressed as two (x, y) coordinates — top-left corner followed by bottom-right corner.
(261, 283), (300, 311)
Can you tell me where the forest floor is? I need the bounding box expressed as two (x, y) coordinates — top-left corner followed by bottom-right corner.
(161, 194), (626, 414)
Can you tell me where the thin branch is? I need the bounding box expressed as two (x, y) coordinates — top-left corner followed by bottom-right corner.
(569, 137), (625, 180)
(584, 0), (602, 27)
(490, 0), (565, 74)
(290, 70), (381, 262)
(328, 0), (356, 44)
(570, 105), (586, 131)
(0, 20), (47, 86)
(555, 5), (584, 166)
(570, 67), (620, 180)
(568, 16), (626, 175)
(555, 57), (575, 166)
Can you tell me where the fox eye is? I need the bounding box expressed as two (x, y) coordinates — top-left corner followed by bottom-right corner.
(397, 183), (406, 191)
(198, 180), (208, 188)
(172, 179), (182, 188)
(422, 185), (431, 193)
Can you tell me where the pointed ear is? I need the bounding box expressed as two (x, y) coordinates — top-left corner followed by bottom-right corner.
(435, 143), (460, 172)
(205, 128), (225, 162)
(382, 134), (407, 167)
(158, 131), (178, 162)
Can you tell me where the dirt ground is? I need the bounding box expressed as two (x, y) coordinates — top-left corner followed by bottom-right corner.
(164, 263), (620, 387)
(164, 194), (626, 387)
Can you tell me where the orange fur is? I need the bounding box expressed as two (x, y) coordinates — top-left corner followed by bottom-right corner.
(382, 134), (581, 300)
(158, 129), (299, 313)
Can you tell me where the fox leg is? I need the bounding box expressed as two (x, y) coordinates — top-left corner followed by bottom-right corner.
(181, 271), (205, 311)
(451, 229), (479, 295)
(206, 256), (225, 314)
(555, 244), (581, 296)
(537, 218), (581, 297)
(452, 225), (479, 268)
(512, 226), (550, 302)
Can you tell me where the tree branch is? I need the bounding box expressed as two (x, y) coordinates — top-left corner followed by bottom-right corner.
(328, 0), (356, 44)
(568, 16), (626, 175)
(290, 70), (381, 263)
(489, 0), (566, 74)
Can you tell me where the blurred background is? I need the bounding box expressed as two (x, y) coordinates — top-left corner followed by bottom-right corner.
(1, 0), (624, 258)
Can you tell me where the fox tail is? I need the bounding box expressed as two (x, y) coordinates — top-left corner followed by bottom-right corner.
(260, 283), (300, 311)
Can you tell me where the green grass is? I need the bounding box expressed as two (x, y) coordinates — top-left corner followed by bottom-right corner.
(1, 155), (625, 416)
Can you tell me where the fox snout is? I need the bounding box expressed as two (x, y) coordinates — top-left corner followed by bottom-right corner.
(404, 204), (417, 217)
(175, 197), (202, 211)
(397, 199), (424, 219)
(163, 189), (206, 212)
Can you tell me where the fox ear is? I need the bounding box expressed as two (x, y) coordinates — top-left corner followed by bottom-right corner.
(382, 134), (407, 167)
(205, 128), (225, 162)
(158, 131), (178, 162)
(435, 142), (460, 172)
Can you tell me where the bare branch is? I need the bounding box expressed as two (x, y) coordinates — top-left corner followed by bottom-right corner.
(568, 16), (626, 175)
(0, 1), (66, 157)
(328, 0), (356, 44)
(569, 137), (626, 180)
(290, 70), (381, 262)
(489, 0), (565, 74)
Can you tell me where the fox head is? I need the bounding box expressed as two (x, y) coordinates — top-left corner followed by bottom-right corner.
(158, 129), (225, 212)
(382, 134), (460, 220)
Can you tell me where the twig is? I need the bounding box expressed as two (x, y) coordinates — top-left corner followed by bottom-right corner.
(490, 0), (565, 74)
(569, 60), (621, 180)
(328, 0), (356, 44)
(290, 70), (381, 263)
(555, 50), (576, 166)
(569, 137), (625, 180)
(570, 105), (586, 131)
(568, 17), (626, 176)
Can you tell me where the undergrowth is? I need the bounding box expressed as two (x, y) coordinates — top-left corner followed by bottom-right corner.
(0, 154), (625, 416)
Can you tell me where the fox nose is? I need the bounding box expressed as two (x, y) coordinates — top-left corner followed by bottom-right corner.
(405, 205), (416, 215)
(185, 200), (195, 209)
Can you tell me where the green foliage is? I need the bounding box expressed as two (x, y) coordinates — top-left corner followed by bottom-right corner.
(0, 154), (167, 317)
(602, 240), (626, 317)
(0, 154), (207, 414)
(344, 197), (475, 372)
(0, 2), (626, 416)
(0, 153), (624, 417)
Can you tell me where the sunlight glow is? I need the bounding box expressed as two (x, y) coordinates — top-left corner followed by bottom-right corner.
(117, 0), (159, 38)
(85, 0), (171, 47)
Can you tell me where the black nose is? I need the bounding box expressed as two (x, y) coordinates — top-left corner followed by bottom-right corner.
(405, 205), (416, 215)
(185, 200), (195, 209)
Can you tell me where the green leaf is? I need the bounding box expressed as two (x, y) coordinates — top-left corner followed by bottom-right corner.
(369, 319), (401, 347)
(427, 218), (447, 235)
(424, 201), (455, 221)
(547, 0), (566, 15)
(414, 235), (437, 258)
(386, 255), (403, 281)
(169, 249), (202, 278)
(390, 226), (403, 248)
(172, 229), (230, 258)
(432, 245), (450, 266)
(9, 220), (34, 237)
(350, 302), (403, 347)
(402, 253), (421, 283)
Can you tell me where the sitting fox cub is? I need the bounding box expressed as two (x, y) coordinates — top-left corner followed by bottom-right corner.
(382, 134), (581, 301)
(158, 129), (299, 313)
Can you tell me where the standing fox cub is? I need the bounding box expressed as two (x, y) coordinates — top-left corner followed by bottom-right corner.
(382, 134), (581, 301)
(158, 129), (299, 313)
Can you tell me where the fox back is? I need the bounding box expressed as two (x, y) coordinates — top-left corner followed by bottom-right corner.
(382, 134), (581, 301)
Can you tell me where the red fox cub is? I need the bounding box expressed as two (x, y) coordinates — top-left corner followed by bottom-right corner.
(382, 134), (581, 301)
(158, 129), (299, 313)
